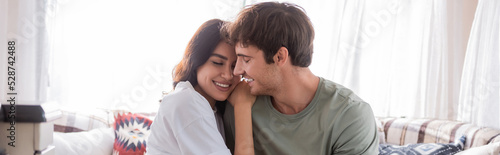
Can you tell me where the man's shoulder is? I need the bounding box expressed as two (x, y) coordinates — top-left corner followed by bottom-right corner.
(320, 78), (365, 103)
(317, 78), (373, 116)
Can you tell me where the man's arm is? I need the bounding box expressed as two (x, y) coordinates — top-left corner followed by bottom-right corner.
(333, 102), (379, 155)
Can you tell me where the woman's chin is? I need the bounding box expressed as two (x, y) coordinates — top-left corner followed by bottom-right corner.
(213, 96), (229, 102)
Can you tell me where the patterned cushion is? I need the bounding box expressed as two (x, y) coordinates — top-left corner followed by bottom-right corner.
(108, 110), (156, 125)
(379, 135), (465, 155)
(53, 108), (157, 133)
(113, 113), (153, 155)
(378, 117), (500, 150)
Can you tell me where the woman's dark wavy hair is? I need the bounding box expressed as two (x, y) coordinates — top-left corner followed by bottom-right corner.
(172, 19), (229, 114)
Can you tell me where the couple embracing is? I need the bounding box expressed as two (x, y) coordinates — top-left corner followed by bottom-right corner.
(147, 2), (379, 155)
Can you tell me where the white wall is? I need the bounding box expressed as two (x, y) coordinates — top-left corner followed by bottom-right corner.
(0, 0), (7, 104)
(0, 0), (46, 105)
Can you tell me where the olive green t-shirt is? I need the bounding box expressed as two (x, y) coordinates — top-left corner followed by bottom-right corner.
(224, 77), (379, 155)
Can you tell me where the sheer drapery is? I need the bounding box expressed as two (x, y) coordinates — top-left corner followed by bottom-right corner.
(458, 0), (499, 129)
(219, 0), (477, 120)
(41, 0), (495, 127)
(303, 0), (476, 120)
(0, 0), (55, 105)
(48, 0), (244, 112)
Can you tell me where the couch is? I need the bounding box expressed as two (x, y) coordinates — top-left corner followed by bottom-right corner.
(51, 108), (500, 155)
(52, 108), (156, 155)
(377, 117), (500, 154)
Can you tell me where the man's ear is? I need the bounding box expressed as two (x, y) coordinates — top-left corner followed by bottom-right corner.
(274, 47), (289, 66)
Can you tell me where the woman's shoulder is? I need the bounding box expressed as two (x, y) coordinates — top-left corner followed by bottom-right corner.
(158, 81), (208, 112)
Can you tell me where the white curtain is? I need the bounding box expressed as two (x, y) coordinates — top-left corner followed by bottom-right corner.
(458, 0), (499, 129)
(48, 0), (244, 112)
(302, 0), (476, 120)
(39, 0), (495, 126)
(0, 0), (55, 105)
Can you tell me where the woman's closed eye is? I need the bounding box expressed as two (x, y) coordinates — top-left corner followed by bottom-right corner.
(212, 61), (223, 65)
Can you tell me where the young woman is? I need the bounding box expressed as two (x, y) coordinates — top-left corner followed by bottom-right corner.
(147, 19), (255, 155)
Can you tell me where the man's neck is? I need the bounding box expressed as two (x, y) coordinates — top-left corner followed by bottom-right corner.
(271, 68), (319, 115)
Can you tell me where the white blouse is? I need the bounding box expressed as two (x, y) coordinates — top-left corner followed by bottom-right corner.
(147, 81), (230, 155)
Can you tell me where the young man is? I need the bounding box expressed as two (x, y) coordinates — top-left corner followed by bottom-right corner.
(224, 2), (379, 155)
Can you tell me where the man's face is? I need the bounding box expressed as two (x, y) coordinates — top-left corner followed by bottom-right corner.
(233, 43), (280, 96)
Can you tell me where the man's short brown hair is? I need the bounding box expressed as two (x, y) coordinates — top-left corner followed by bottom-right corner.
(224, 2), (314, 67)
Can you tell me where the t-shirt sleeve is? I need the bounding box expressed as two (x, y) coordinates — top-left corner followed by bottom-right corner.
(333, 101), (379, 155)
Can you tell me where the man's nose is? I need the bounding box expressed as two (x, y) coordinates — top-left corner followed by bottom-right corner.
(233, 59), (245, 76)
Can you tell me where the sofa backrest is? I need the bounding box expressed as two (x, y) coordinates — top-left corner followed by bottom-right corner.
(377, 117), (500, 150)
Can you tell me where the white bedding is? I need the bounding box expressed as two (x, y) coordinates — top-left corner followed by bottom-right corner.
(53, 127), (114, 155)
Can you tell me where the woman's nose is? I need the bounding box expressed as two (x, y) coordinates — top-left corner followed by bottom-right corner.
(222, 66), (234, 80)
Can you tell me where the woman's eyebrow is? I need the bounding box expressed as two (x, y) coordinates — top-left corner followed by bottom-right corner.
(212, 53), (227, 60)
